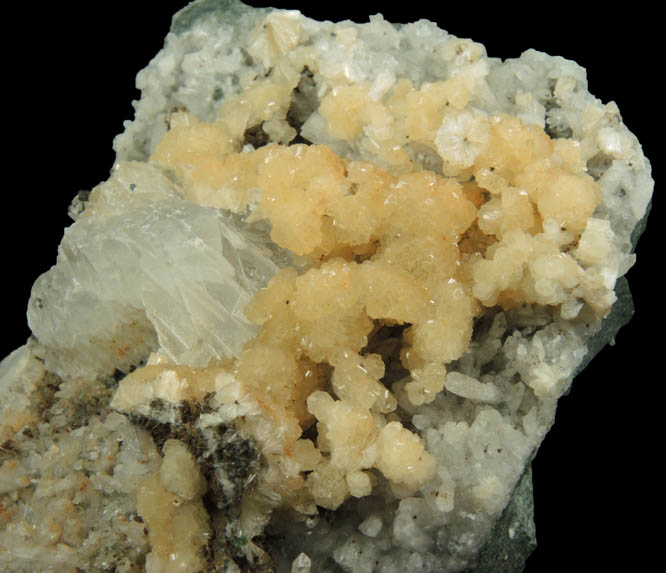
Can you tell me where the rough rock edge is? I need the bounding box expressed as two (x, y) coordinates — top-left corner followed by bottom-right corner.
(470, 465), (536, 572)
(171, 0), (266, 35)
(472, 277), (635, 570)
(471, 197), (648, 571)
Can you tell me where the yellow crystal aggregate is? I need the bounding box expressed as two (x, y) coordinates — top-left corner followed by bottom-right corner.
(114, 20), (618, 541)
(136, 439), (210, 573)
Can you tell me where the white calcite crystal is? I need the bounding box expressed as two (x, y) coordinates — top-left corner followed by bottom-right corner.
(0, 2), (653, 572)
(28, 160), (285, 380)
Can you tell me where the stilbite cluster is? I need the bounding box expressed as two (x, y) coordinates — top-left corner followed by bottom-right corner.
(0, 1), (653, 572)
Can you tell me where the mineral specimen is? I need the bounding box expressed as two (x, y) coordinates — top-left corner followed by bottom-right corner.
(1, 1), (654, 572)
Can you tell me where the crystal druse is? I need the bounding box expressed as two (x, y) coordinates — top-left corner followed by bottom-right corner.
(0, 1), (653, 572)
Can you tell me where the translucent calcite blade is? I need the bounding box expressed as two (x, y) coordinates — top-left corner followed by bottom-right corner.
(27, 161), (284, 380)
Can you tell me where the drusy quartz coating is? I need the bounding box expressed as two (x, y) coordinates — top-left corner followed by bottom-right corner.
(0, 1), (653, 572)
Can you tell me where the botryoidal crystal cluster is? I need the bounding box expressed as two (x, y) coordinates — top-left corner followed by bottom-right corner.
(0, 1), (653, 571)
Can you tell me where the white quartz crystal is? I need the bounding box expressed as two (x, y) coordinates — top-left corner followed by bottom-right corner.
(291, 552), (312, 573)
(444, 371), (501, 403)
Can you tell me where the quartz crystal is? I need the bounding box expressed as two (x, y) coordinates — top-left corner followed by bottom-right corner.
(1, 2), (654, 572)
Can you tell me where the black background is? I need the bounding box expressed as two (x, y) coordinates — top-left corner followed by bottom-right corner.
(2, 2), (658, 571)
